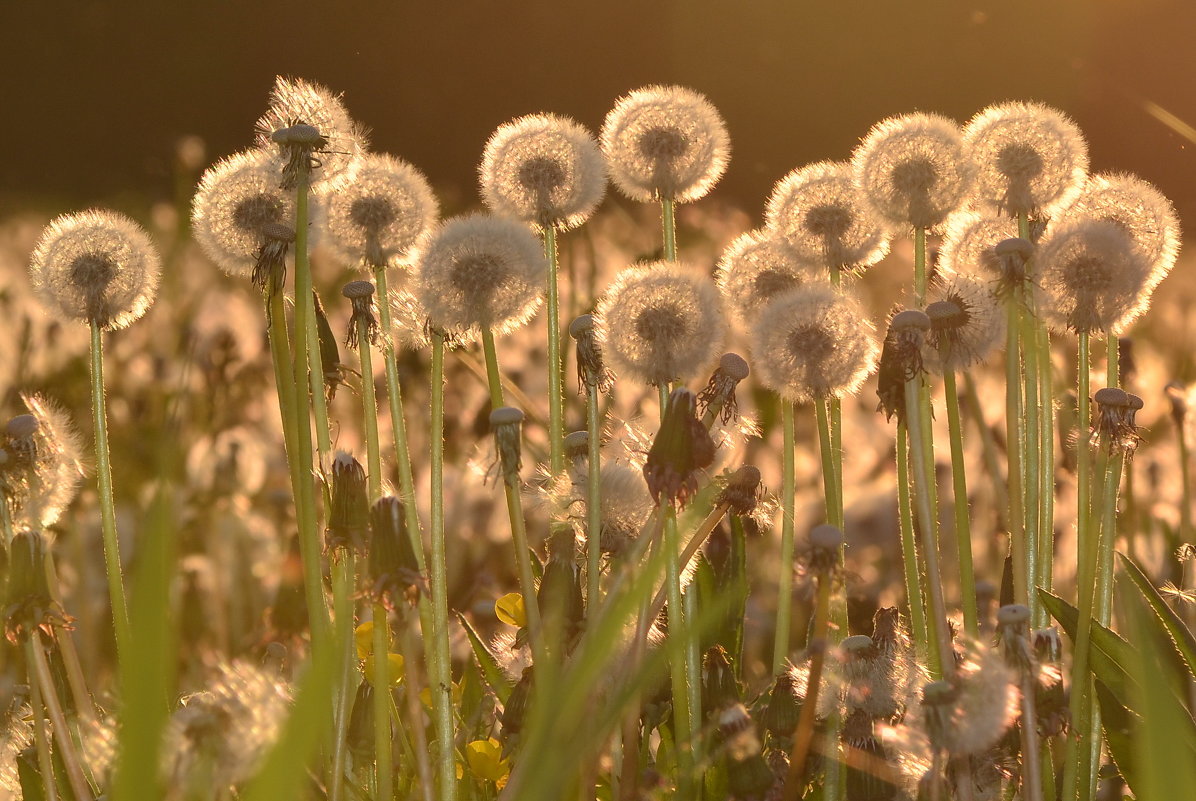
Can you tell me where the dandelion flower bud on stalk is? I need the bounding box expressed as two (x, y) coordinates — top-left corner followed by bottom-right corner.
(29, 210), (161, 330)
(750, 284), (879, 403)
(490, 407), (526, 486)
(480, 114), (606, 230)
(697, 352), (750, 424)
(325, 452), (369, 553)
(852, 113), (974, 231)
(926, 273), (1005, 373)
(643, 388), (715, 508)
(765, 160), (890, 272)
(369, 496), (421, 605)
(601, 84), (730, 203)
(254, 76), (365, 192)
(596, 262), (726, 386)
(715, 229), (816, 322)
(569, 314), (613, 393)
(962, 101), (1089, 218)
(341, 280), (379, 348)
(323, 153), (438, 268)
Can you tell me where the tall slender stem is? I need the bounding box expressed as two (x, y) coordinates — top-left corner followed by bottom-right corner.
(372, 604), (393, 801)
(773, 400), (796, 674)
(356, 316), (383, 501)
(943, 370), (978, 638)
(1022, 311), (1042, 622)
(28, 634), (93, 801)
(1005, 297), (1027, 607)
(662, 504), (694, 796)
(1037, 325), (1056, 628)
(914, 228), (928, 304)
(783, 571), (832, 801)
(896, 422), (929, 663)
(661, 198), (677, 262)
(28, 649), (60, 801)
(586, 383), (603, 613)
(329, 554), (355, 801)
(543, 225), (564, 476)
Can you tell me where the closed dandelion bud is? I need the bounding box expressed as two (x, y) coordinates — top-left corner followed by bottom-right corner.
(569, 314), (613, 393)
(596, 262), (727, 386)
(501, 666), (534, 740)
(342, 280), (379, 348)
(29, 210), (161, 330)
(600, 85), (730, 203)
(749, 284), (879, 403)
(763, 671), (802, 737)
(537, 553), (584, 631)
(717, 464), (762, 518)
(926, 273), (1004, 372)
(715, 229), (815, 324)
(346, 680), (374, 757)
(697, 352), (750, 424)
(252, 222), (294, 297)
(875, 310), (931, 424)
(368, 496), (421, 605)
(490, 407), (525, 486)
(412, 213), (546, 337)
(852, 113), (974, 231)
(727, 753), (776, 798)
(323, 153), (437, 268)
(255, 76), (365, 192)
(326, 452), (369, 553)
(807, 523), (844, 575)
(962, 101), (1089, 218)
(1, 395), (85, 531)
(766, 161), (890, 272)
(1166, 381), (1188, 429)
(481, 114), (606, 230)
(643, 388), (715, 507)
(702, 645), (741, 712)
(4, 531), (65, 642)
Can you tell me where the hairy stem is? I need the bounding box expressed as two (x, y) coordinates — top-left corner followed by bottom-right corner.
(773, 399), (796, 674)
(943, 370), (979, 638)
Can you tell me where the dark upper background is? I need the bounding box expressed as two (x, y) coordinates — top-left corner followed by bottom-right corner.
(3, 0), (1194, 229)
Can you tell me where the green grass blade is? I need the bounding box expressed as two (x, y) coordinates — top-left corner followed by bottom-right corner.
(1117, 552), (1196, 681)
(1093, 680), (1139, 790)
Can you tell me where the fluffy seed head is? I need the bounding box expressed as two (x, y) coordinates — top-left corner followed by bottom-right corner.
(715, 228), (818, 323)
(480, 113), (606, 229)
(0, 395), (86, 532)
(601, 85), (730, 203)
(322, 153), (438, 268)
(254, 76), (365, 192)
(387, 285), (435, 351)
(29, 209), (161, 330)
(748, 284), (879, 402)
(412, 213), (546, 336)
(765, 161), (890, 271)
(962, 101), (1089, 217)
(852, 113), (974, 231)
(592, 461), (653, 556)
(937, 211), (1022, 284)
(596, 261), (727, 386)
(925, 272), (1005, 372)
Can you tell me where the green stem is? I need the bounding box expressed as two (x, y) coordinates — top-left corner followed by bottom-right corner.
(89, 321), (132, 662)
(662, 504), (694, 796)
(586, 383), (603, 614)
(661, 198), (677, 262)
(816, 400), (843, 530)
(372, 604), (393, 801)
(267, 291), (300, 467)
(1005, 296), (1027, 607)
(329, 553), (356, 801)
(773, 400), (796, 675)
(943, 371), (979, 638)
(783, 570), (832, 801)
(1037, 325), (1056, 628)
(28, 646), (60, 801)
(544, 225), (564, 476)
(28, 634), (93, 801)
(914, 228), (927, 305)
(896, 422), (930, 665)
(1179, 417), (1193, 543)
(1021, 310), (1042, 623)
(356, 317), (383, 501)
(1106, 331), (1119, 388)
(398, 621), (436, 801)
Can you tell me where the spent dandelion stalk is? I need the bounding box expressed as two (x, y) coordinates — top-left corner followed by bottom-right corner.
(570, 314), (612, 612)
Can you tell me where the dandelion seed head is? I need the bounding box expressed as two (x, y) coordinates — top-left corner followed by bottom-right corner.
(715, 228), (817, 323)
(596, 261), (726, 386)
(962, 101), (1089, 217)
(254, 76), (365, 192)
(601, 85), (730, 203)
(492, 630), (533, 681)
(1, 394), (86, 532)
(926, 272), (1005, 372)
(29, 209), (161, 329)
(749, 284), (879, 402)
(946, 642), (1018, 756)
(852, 113), (973, 231)
(386, 284), (438, 351)
(765, 161), (890, 270)
(938, 212), (1021, 281)
(589, 461), (654, 556)
(412, 213), (546, 336)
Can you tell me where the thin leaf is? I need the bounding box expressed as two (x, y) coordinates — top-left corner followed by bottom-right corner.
(1117, 552), (1196, 681)
(1038, 590), (1134, 700)
(1094, 679), (1139, 790)
(456, 611), (512, 703)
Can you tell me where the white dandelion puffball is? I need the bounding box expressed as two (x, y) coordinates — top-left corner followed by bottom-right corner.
(715, 228), (819, 323)
(254, 75), (366, 192)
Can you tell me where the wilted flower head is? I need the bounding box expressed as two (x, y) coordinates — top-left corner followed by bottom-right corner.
(192, 149), (295, 278)
(962, 101), (1089, 217)
(596, 261), (726, 386)
(0, 394), (86, 532)
(1092, 387), (1143, 455)
(749, 284), (879, 402)
(412, 213), (546, 336)
(569, 313), (613, 393)
(696, 352), (750, 424)
(323, 153), (438, 268)
(875, 310), (931, 423)
(715, 228), (816, 323)
(765, 160), (890, 271)
(926, 272), (1004, 372)
(254, 76), (364, 192)
(937, 211), (1021, 281)
(852, 113), (973, 231)
(1035, 217), (1153, 335)
(480, 114), (606, 230)
(29, 209), (161, 330)
(325, 452), (368, 553)
(601, 85), (730, 203)
(643, 388), (715, 507)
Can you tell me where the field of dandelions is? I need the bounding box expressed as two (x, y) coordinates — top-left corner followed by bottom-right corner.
(1, 75), (1194, 801)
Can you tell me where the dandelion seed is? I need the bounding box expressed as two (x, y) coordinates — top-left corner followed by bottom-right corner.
(765, 160), (890, 271)
(926, 272), (1005, 372)
(852, 113), (974, 231)
(749, 284), (879, 403)
(913, 642), (1017, 757)
(601, 85), (730, 203)
(254, 76), (365, 192)
(962, 101), (1089, 217)
(715, 228), (817, 324)
(323, 153), (438, 268)
(29, 209), (161, 330)
(596, 261), (726, 386)
(937, 211), (1021, 280)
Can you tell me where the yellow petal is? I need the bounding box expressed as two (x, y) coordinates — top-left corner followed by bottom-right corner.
(354, 621), (374, 659)
(362, 652), (404, 686)
(465, 738), (510, 782)
(494, 592), (527, 628)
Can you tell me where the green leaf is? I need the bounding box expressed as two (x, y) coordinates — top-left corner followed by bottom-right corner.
(456, 611), (512, 704)
(1038, 590), (1134, 700)
(1117, 552), (1196, 682)
(1094, 679), (1139, 790)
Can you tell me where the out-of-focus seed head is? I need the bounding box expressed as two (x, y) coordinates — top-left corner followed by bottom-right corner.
(807, 523), (845, 575)
(1036, 217), (1153, 335)
(570, 313), (614, 393)
(342, 279), (379, 348)
(643, 388), (715, 508)
(601, 85), (730, 203)
(715, 228), (817, 324)
(254, 76), (365, 192)
(852, 113), (974, 231)
(4, 531), (68, 643)
(29, 209), (162, 330)
(962, 101), (1089, 217)
(592, 461), (653, 556)
(480, 113), (606, 230)
(715, 464), (762, 518)
(323, 153), (438, 268)
(763, 671), (802, 737)
(1, 395), (85, 533)
(875, 310), (931, 423)
(766, 160), (891, 271)
(938, 211), (1024, 296)
(596, 261), (726, 386)
(749, 284), (879, 403)
(412, 213), (546, 337)
(563, 431), (589, 464)
(696, 352), (750, 424)
(325, 451), (369, 554)
(936, 642), (1017, 757)
(192, 149), (295, 278)
(926, 272), (1005, 372)
(490, 407), (526, 486)
(717, 703), (762, 762)
(1166, 381), (1189, 429)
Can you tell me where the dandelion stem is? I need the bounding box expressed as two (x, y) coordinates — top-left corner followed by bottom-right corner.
(27, 634), (93, 801)
(783, 569), (832, 801)
(661, 198), (677, 262)
(662, 503), (695, 797)
(645, 502), (730, 624)
(943, 370), (979, 637)
(586, 382), (604, 613)
(356, 315), (383, 501)
(544, 225), (564, 476)
(914, 228), (928, 304)
(329, 553), (355, 801)
(1005, 296), (1027, 608)
(89, 320), (132, 662)
(816, 400), (843, 530)
(372, 604), (394, 801)
(896, 421), (930, 665)
(398, 619), (436, 801)
(1021, 310), (1042, 624)
(27, 643), (60, 801)
(1036, 325), (1056, 628)
(773, 400), (796, 675)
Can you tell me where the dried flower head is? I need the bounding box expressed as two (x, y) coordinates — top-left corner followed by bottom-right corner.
(1093, 387), (1142, 455)
(925, 272), (1005, 372)
(852, 113), (974, 231)
(342, 279), (379, 348)
(29, 209), (161, 329)
(596, 261), (727, 386)
(192, 149), (295, 278)
(715, 464), (762, 518)
(480, 114), (606, 230)
(1036, 217), (1154, 335)
(962, 101), (1089, 217)
(876, 310), (931, 423)
(412, 213), (546, 336)
(937, 211), (1021, 281)
(325, 452), (368, 553)
(643, 388), (716, 508)
(569, 313), (613, 393)
(715, 228), (816, 323)
(696, 353), (750, 424)
(0, 394), (85, 531)
(749, 284), (879, 403)
(254, 76), (365, 192)
(601, 85), (730, 203)
(490, 407), (526, 486)
(322, 153), (438, 268)
(765, 161), (890, 271)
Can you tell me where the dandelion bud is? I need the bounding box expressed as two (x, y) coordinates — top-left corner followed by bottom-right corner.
(342, 280), (379, 348)
(569, 314), (613, 393)
(643, 388), (715, 508)
(368, 496), (421, 608)
(325, 452), (369, 553)
(876, 310), (931, 423)
(601, 85), (730, 203)
(763, 671), (802, 737)
(808, 523), (844, 574)
(501, 666), (534, 741)
(697, 352), (750, 425)
(346, 681), (375, 757)
(715, 229), (815, 323)
(726, 753), (775, 798)
(324, 153), (437, 268)
(1166, 381), (1188, 429)
(702, 645), (740, 713)
(926, 273), (1004, 372)
(29, 209), (161, 330)
(4, 531), (65, 643)
(537, 552), (584, 632)
(490, 407), (525, 486)
(255, 76), (365, 192)
(716, 464), (762, 518)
